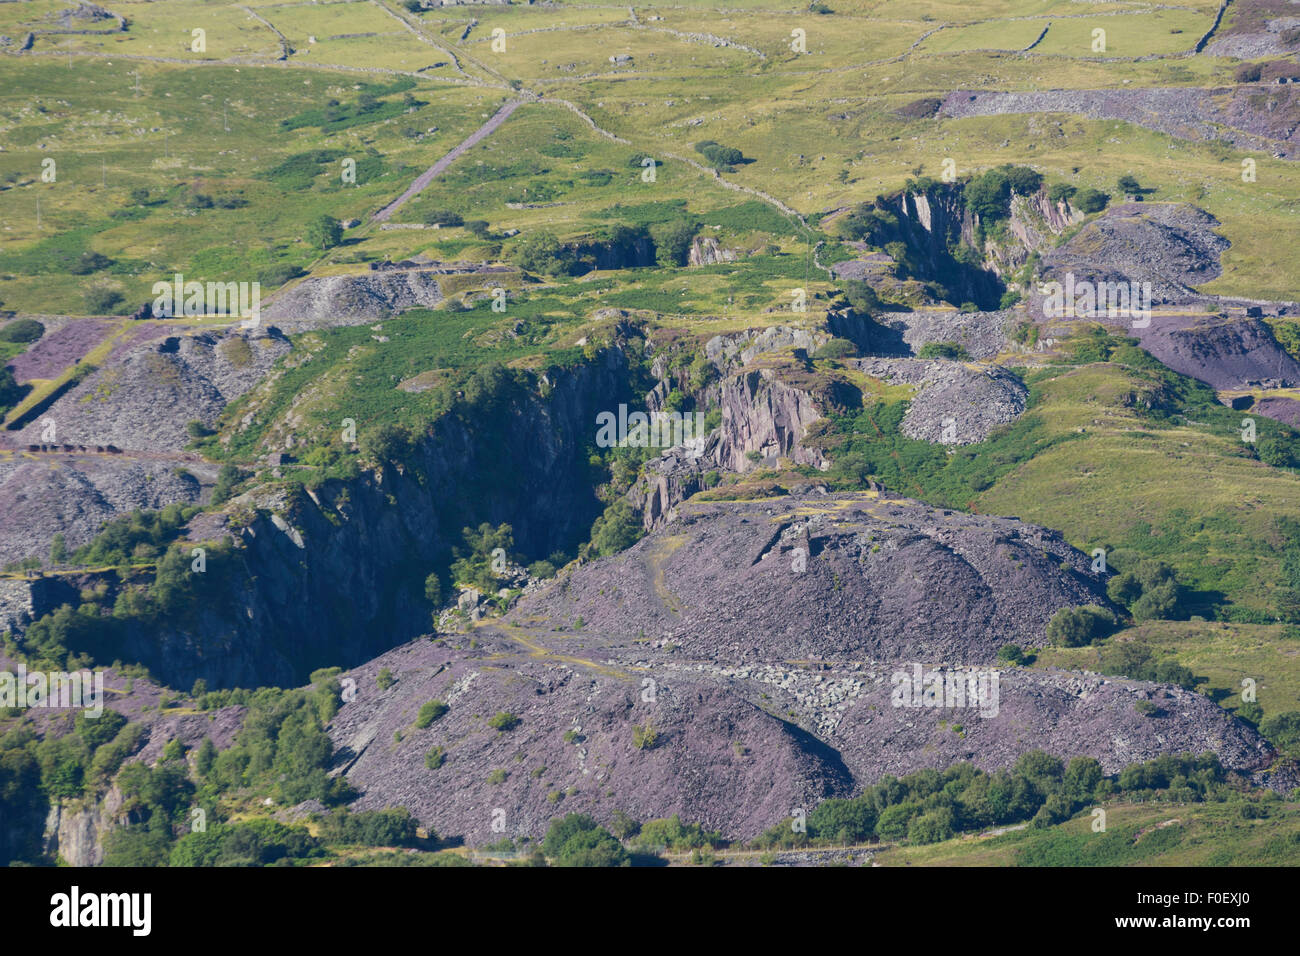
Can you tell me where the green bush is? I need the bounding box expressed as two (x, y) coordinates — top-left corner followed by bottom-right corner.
(307, 215), (343, 250)
(996, 644), (1026, 665)
(0, 318), (44, 344)
(1046, 604), (1116, 646)
(907, 807), (955, 844)
(1106, 559), (1183, 621)
(1259, 711), (1300, 759)
(815, 338), (857, 360)
(542, 814), (630, 866)
(415, 700), (448, 729)
(917, 341), (971, 361)
(1073, 188), (1110, 214)
(84, 287), (124, 314)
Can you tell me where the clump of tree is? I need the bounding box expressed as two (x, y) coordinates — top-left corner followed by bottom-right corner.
(814, 337), (857, 360)
(1106, 558), (1183, 621)
(0, 366), (25, 419)
(1047, 182), (1076, 204)
(750, 750), (1233, 850)
(1046, 604), (1117, 647)
(307, 214), (343, 250)
(210, 464), (247, 506)
(840, 278), (882, 317)
(169, 819), (324, 867)
(835, 202), (900, 247)
(311, 808), (420, 848)
(1073, 187), (1110, 214)
(0, 318), (44, 344)
(649, 218), (698, 268)
(1095, 640), (1197, 690)
(510, 230), (574, 276)
(84, 286), (124, 314)
(69, 251), (114, 275)
(1117, 174), (1143, 196)
(451, 522), (518, 594)
(917, 341), (971, 361)
(694, 140), (746, 171)
(70, 503), (196, 567)
(585, 500), (644, 558)
(964, 165), (1044, 221)
(542, 814), (630, 866)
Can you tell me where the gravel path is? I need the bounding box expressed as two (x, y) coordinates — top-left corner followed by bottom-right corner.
(371, 99), (522, 223)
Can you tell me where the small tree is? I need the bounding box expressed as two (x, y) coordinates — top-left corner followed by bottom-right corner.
(307, 215), (343, 250)
(1046, 605), (1115, 647)
(423, 572), (443, 607)
(415, 700), (448, 728)
(1073, 188), (1109, 214)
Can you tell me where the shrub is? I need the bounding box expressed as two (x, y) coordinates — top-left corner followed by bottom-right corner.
(1234, 63), (1262, 83)
(996, 644), (1025, 665)
(917, 341), (971, 360)
(488, 711), (519, 731)
(425, 746), (445, 770)
(0, 318), (44, 344)
(1046, 604), (1115, 646)
(425, 209), (463, 227)
(814, 337), (857, 360)
(632, 723), (657, 750)
(307, 215), (343, 250)
(84, 287), (124, 314)
(1106, 559), (1183, 621)
(542, 814), (630, 866)
(376, 667), (396, 690)
(1073, 188), (1110, 214)
(415, 700), (448, 728)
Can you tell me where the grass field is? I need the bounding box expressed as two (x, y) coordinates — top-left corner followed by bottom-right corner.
(872, 801), (1300, 865)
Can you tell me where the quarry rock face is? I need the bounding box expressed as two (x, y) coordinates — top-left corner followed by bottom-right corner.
(716, 368), (825, 471)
